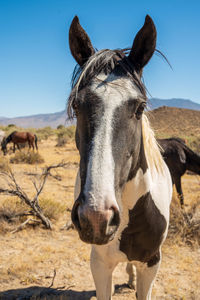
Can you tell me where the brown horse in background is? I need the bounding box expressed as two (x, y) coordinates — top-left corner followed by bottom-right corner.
(1, 131), (38, 155)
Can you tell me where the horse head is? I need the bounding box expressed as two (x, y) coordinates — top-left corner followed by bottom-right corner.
(69, 15), (157, 245)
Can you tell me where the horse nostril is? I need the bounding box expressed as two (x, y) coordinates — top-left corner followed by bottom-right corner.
(71, 200), (81, 231)
(109, 206), (120, 227)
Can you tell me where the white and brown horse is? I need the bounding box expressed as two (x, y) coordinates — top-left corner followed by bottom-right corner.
(68, 15), (172, 300)
(1, 131), (38, 155)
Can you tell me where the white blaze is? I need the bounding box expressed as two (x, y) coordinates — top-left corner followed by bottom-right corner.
(84, 73), (141, 210)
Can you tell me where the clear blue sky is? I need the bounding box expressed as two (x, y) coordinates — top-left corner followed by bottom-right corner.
(0, 0), (200, 117)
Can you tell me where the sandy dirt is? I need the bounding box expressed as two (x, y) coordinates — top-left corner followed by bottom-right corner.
(0, 138), (199, 299)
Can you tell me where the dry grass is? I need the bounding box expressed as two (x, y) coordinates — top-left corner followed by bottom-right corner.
(0, 135), (200, 299)
(0, 198), (28, 234)
(39, 197), (66, 220)
(56, 126), (76, 147)
(0, 156), (10, 171)
(10, 151), (44, 164)
(168, 197), (200, 247)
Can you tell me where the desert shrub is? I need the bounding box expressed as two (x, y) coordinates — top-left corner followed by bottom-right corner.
(2, 125), (21, 135)
(10, 151), (44, 164)
(7, 124), (16, 128)
(168, 197), (200, 247)
(56, 125), (75, 147)
(35, 126), (55, 141)
(57, 124), (65, 130)
(0, 198), (28, 234)
(56, 131), (69, 147)
(0, 198), (27, 221)
(39, 198), (66, 220)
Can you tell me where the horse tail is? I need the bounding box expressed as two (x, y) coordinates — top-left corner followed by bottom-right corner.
(34, 134), (38, 150)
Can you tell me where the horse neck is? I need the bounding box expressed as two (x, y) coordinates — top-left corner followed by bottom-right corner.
(119, 139), (152, 233)
(122, 136), (150, 208)
(6, 135), (12, 144)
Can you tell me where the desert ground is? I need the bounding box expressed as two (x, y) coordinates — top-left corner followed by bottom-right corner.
(0, 135), (199, 300)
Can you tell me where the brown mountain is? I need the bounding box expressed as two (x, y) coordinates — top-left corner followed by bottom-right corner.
(148, 106), (200, 137)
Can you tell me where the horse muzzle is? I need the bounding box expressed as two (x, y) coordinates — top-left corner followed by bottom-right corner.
(71, 199), (120, 245)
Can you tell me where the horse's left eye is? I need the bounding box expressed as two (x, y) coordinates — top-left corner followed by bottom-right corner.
(135, 103), (146, 120)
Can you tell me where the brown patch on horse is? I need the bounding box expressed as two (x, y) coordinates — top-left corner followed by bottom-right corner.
(119, 192), (166, 266)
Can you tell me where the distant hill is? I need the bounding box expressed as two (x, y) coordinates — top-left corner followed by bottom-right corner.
(148, 106), (200, 138)
(148, 98), (200, 111)
(0, 110), (73, 128)
(0, 97), (200, 128)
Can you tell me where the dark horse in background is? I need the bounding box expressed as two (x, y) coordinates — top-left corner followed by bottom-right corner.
(158, 138), (200, 206)
(1, 131), (38, 155)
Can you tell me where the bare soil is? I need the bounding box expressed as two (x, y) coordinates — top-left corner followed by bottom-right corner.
(0, 138), (199, 299)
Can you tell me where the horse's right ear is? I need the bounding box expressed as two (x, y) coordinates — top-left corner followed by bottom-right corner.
(69, 16), (95, 66)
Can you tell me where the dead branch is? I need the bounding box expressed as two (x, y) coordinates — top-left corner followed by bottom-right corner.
(60, 220), (74, 231)
(48, 269), (57, 288)
(0, 161), (70, 230)
(11, 218), (41, 233)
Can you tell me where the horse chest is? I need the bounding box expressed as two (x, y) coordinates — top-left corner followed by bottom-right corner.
(119, 192), (167, 264)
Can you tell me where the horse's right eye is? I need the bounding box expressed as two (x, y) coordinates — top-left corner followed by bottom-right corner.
(135, 103), (146, 120)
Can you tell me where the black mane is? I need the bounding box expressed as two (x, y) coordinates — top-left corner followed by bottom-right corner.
(67, 49), (147, 119)
(6, 131), (17, 143)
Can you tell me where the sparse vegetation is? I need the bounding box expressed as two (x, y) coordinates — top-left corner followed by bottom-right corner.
(0, 198), (28, 234)
(10, 151), (44, 164)
(56, 125), (75, 147)
(57, 124), (65, 130)
(0, 156), (10, 171)
(0, 124), (21, 135)
(0, 162), (69, 231)
(0, 118), (199, 298)
(35, 126), (54, 141)
(168, 197), (200, 246)
(39, 197), (66, 220)
(186, 135), (200, 153)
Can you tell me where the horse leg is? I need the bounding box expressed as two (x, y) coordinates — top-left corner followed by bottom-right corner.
(17, 144), (20, 151)
(90, 247), (116, 300)
(136, 251), (161, 300)
(13, 143), (15, 153)
(126, 263), (136, 289)
(174, 175), (184, 206)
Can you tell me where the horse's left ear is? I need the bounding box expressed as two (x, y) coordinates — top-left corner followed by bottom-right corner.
(128, 15), (157, 73)
(69, 16), (95, 66)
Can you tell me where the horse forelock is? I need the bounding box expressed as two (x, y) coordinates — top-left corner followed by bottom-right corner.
(67, 49), (146, 119)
